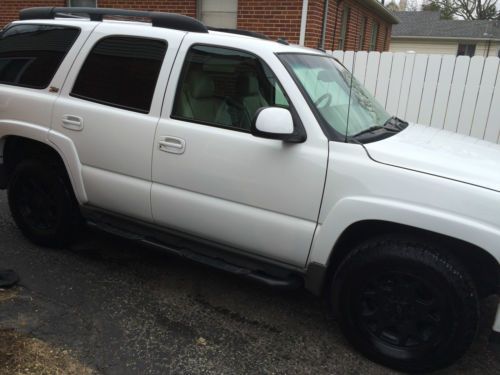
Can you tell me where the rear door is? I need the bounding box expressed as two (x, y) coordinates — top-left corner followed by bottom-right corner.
(50, 23), (184, 221)
(151, 39), (328, 267)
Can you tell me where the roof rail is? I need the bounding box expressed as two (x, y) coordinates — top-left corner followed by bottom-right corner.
(207, 27), (269, 40)
(19, 7), (208, 33)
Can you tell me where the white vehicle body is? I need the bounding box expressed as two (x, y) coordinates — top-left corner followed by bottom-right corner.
(0, 20), (500, 268)
(0, 9), (499, 356)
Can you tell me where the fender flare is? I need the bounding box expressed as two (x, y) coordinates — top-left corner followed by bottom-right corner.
(309, 196), (500, 267)
(0, 120), (87, 204)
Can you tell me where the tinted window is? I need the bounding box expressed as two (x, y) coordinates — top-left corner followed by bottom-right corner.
(72, 37), (167, 113)
(0, 24), (80, 89)
(172, 45), (289, 131)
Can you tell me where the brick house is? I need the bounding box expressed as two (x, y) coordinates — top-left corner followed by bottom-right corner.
(0, 0), (398, 51)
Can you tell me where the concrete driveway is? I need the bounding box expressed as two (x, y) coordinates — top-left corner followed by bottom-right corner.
(0, 190), (498, 374)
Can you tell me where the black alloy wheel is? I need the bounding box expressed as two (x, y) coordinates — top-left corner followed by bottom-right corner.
(332, 237), (479, 373)
(8, 160), (80, 247)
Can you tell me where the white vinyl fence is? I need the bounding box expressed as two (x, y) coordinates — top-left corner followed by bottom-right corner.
(329, 51), (500, 144)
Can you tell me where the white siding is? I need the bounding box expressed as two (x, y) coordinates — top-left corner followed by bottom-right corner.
(390, 38), (500, 57)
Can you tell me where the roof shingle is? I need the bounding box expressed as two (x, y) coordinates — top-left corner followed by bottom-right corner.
(392, 11), (500, 40)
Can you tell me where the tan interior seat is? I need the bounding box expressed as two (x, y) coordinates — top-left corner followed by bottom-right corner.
(236, 74), (268, 129)
(176, 71), (232, 126)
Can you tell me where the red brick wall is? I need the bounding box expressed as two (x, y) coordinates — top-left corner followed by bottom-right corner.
(237, 0), (302, 44)
(98, 1), (196, 17)
(304, 0), (324, 49)
(1, 0), (391, 51)
(320, 0), (392, 51)
(1, 1), (65, 28)
(0, 0), (196, 27)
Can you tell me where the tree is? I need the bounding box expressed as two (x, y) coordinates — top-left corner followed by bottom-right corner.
(422, 0), (498, 20)
(422, 0), (455, 19)
(386, 1), (401, 11)
(406, 0), (420, 11)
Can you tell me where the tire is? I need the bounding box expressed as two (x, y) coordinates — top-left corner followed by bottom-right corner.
(331, 237), (479, 373)
(8, 160), (81, 248)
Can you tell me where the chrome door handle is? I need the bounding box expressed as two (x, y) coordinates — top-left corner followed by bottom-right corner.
(159, 136), (185, 154)
(62, 115), (84, 131)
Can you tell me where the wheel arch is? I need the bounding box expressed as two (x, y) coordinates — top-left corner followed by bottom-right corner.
(308, 220), (500, 298)
(0, 134), (87, 203)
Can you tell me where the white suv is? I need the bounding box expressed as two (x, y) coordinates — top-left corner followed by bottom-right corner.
(0, 7), (499, 372)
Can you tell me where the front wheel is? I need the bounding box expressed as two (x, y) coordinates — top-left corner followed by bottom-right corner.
(8, 160), (81, 248)
(332, 238), (479, 373)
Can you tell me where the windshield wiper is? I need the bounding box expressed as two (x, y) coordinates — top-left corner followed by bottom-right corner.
(351, 117), (408, 139)
(384, 116), (408, 131)
(351, 125), (386, 138)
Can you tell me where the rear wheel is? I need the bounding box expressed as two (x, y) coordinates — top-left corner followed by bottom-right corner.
(8, 160), (81, 247)
(332, 238), (479, 373)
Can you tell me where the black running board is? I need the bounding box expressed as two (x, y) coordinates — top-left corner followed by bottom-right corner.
(84, 209), (303, 290)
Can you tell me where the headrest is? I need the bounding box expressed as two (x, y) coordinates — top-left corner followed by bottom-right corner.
(188, 72), (215, 99)
(237, 75), (260, 96)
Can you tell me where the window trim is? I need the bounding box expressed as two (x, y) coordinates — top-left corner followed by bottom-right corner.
(0, 24), (81, 90)
(338, 6), (350, 51)
(358, 16), (367, 51)
(170, 43), (306, 141)
(369, 22), (378, 52)
(70, 35), (167, 114)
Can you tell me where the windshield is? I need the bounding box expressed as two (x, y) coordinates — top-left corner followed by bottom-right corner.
(280, 53), (391, 139)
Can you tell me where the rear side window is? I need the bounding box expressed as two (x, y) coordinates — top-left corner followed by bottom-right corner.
(0, 24), (80, 89)
(71, 36), (167, 113)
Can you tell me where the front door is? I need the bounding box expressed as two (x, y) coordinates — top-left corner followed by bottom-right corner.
(151, 42), (328, 267)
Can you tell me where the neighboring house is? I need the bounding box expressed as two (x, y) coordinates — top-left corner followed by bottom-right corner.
(390, 11), (500, 57)
(0, 0), (398, 51)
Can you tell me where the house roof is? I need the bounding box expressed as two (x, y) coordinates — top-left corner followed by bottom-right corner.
(360, 0), (399, 24)
(392, 11), (500, 41)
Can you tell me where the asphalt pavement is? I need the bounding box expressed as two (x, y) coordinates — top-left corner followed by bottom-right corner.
(0, 190), (499, 374)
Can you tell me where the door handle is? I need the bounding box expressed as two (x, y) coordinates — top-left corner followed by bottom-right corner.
(159, 136), (185, 154)
(62, 115), (84, 131)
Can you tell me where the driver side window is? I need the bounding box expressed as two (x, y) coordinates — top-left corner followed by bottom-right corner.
(172, 45), (289, 131)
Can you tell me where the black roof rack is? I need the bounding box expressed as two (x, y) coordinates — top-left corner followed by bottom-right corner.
(207, 27), (269, 40)
(19, 7), (208, 33)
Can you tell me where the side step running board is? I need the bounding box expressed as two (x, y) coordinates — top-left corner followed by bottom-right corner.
(86, 217), (303, 290)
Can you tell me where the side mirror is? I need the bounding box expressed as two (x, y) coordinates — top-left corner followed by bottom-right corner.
(251, 107), (294, 141)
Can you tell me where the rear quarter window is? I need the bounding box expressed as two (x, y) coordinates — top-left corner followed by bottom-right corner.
(0, 24), (80, 89)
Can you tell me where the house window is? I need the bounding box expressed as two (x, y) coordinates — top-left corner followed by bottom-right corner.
(457, 44), (476, 57)
(358, 16), (367, 50)
(68, 0), (97, 6)
(198, 0), (238, 29)
(338, 7), (350, 51)
(369, 22), (378, 51)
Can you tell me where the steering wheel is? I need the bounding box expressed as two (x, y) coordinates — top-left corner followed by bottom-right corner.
(314, 93), (332, 109)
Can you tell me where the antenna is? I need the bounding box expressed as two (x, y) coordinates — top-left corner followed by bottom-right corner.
(344, 5), (361, 142)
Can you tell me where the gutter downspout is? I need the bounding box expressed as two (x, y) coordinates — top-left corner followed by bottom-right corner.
(299, 0), (309, 46)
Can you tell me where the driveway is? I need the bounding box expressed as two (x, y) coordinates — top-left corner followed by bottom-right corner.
(0, 190), (498, 374)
